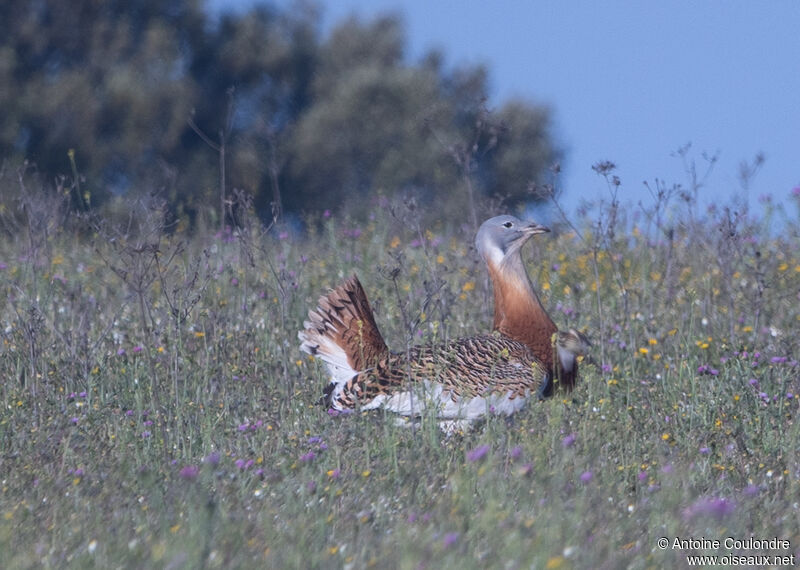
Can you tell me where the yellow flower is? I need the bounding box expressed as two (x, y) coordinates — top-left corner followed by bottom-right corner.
(194, 331), (205, 338)
(390, 236), (401, 249)
(661, 433), (670, 441)
(638, 347), (649, 355)
(648, 338), (658, 345)
(462, 281), (475, 292)
(436, 254), (445, 264)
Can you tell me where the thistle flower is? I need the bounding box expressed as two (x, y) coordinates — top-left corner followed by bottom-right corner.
(179, 465), (199, 480)
(466, 444), (489, 463)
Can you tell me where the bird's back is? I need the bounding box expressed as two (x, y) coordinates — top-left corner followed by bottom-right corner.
(323, 333), (548, 419)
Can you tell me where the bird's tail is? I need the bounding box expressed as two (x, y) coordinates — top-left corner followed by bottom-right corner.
(299, 275), (389, 402)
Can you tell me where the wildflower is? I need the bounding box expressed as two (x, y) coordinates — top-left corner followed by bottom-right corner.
(443, 532), (459, 548)
(323, 209), (331, 219)
(579, 471), (593, 483)
(562, 434), (576, 448)
(235, 459), (247, 469)
(117, 348), (126, 356)
(638, 471), (648, 482)
(299, 452), (315, 463)
(205, 452), (221, 466)
(699, 447), (710, 455)
(327, 468), (340, 479)
(683, 497), (736, 521)
(141, 431), (151, 438)
(743, 484), (759, 497)
(132, 346), (143, 354)
(509, 446), (523, 461)
(466, 444), (489, 463)
(179, 465), (199, 480)
(770, 356), (788, 364)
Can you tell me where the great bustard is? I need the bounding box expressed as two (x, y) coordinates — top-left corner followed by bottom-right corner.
(298, 215), (589, 429)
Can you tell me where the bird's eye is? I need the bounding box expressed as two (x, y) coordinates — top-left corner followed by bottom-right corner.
(503, 221), (513, 228)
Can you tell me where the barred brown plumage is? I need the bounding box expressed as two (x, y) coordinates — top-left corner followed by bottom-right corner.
(298, 215), (590, 431)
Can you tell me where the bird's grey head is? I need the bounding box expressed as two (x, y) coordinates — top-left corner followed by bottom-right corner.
(475, 215), (550, 267)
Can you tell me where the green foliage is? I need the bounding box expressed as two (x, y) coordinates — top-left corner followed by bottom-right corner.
(0, 2), (560, 226)
(1, 173), (799, 567)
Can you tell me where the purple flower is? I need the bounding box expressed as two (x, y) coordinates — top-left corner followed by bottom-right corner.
(793, 186), (800, 197)
(787, 393), (794, 400)
(306, 480), (317, 493)
(117, 348), (126, 356)
(748, 378), (759, 387)
(466, 445), (489, 463)
(299, 451), (315, 463)
(743, 484), (759, 497)
(141, 431), (151, 438)
(510, 446), (523, 461)
(683, 497), (736, 521)
(601, 363), (612, 373)
(230, 277), (239, 286)
(638, 471), (648, 482)
(308, 436), (323, 444)
(323, 209), (331, 219)
(562, 433), (577, 448)
(74, 468), (84, 477)
(771, 356), (788, 364)
(699, 447), (711, 455)
(235, 459), (246, 469)
(443, 532), (459, 548)
(580, 471), (593, 483)
(179, 465), (199, 480)
(132, 346), (143, 354)
(205, 452), (221, 466)
(237, 423), (249, 432)
(70, 417), (79, 425)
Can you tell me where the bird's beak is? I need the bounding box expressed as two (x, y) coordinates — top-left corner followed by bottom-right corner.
(522, 221), (551, 236)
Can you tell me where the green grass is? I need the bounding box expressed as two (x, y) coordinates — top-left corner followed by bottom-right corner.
(1, 197), (799, 569)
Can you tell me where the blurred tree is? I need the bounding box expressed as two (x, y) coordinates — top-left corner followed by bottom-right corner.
(0, 1), (560, 227)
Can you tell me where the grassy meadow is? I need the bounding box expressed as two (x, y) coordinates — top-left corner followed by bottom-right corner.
(1, 185), (800, 569)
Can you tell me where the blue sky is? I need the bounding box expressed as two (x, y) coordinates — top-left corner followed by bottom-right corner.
(211, 0), (800, 217)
